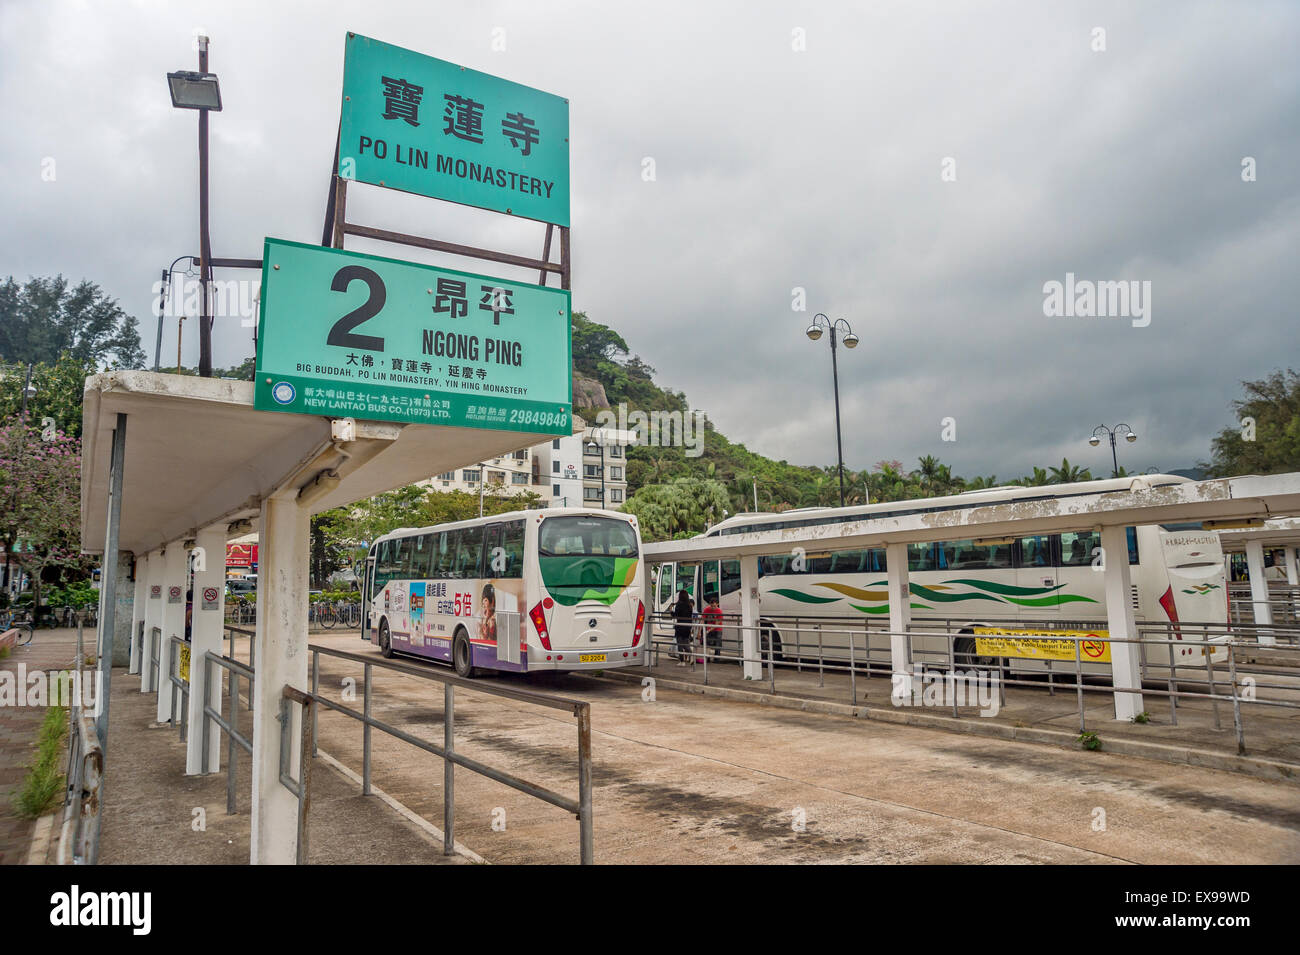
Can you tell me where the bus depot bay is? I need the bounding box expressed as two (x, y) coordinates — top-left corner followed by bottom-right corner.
(653, 476), (1230, 674)
(361, 508), (647, 676)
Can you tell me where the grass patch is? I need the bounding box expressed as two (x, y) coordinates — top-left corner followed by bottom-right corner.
(14, 705), (69, 819)
(0, 645), (9, 660)
(1077, 730), (1103, 752)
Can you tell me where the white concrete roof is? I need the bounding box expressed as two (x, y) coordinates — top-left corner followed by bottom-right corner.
(81, 371), (571, 555)
(642, 472), (1300, 562)
(1217, 517), (1300, 550)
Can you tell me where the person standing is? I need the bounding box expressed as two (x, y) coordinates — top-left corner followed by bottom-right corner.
(672, 588), (695, 665)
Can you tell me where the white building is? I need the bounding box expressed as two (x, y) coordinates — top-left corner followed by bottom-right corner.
(424, 426), (636, 509)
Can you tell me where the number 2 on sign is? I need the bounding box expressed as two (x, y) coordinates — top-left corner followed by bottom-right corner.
(327, 265), (386, 351)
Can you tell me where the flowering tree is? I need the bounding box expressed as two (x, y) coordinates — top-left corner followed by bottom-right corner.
(0, 417), (92, 612)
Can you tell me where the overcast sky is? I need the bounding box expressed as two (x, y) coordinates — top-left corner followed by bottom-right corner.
(2, 0), (1296, 479)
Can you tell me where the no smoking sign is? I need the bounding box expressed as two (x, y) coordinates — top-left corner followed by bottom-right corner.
(201, 586), (220, 611)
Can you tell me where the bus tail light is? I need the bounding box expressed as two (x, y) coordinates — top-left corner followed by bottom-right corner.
(530, 601), (552, 651)
(632, 599), (646, 647)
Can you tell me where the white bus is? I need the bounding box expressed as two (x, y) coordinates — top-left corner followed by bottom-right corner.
(655, 476), (1229, 672)
(362, 508), (647, 677)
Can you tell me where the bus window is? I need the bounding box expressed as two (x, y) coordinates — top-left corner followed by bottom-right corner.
(866, 549), (887, 573)
(455, 527), (483, 578)
(1016, 535), (1052, 568)
(720, 560), (741, 596)
(657, 563), (675, 605)
(433, 531), (455, 578)
(409, 533), (433, 580)
(907, 543), (936, 572)
(806, 553), (833, 574)
(392, 536), (411, 579)
(1126, 526), (1139, 565)
(501, 520), (525, 577)
(1060, 531), (1099, 567)
(374, 539), (396, 590)
(829, 550), (864, 574)
(482, 523), (503, 577)
(939, 540), (1012, 570)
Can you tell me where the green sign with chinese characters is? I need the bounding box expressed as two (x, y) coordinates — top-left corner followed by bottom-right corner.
(253, 238), (573, 433)
(339, 33), (570, 226)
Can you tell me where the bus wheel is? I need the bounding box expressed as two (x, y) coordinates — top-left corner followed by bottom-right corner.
(953, 633), (998, 670)
(378, 619), (394, 658)
(453, 628), (476, 678)
(759, 623), (783, 662)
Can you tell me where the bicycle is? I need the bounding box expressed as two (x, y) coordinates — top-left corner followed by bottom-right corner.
(1, 609), (35, 647)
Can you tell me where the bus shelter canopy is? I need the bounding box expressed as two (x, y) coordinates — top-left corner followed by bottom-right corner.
(80, 371), (569, 555)
(641, 473), (1300, 563)
(1218, 517), (1300, 551)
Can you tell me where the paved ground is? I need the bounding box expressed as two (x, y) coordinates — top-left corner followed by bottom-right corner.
(633, 635), (1300, 768)
(0, 626), (85, 866)
(303, 631), (1300, 864)
(17, 626), (1299, 865)
(97, 665), (468, 865)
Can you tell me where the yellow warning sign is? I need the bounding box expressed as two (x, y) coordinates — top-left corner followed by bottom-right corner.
(973, 627), (1111, 663)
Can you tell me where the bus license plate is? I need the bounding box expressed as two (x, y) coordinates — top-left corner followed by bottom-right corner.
(579, 653), (606, 664)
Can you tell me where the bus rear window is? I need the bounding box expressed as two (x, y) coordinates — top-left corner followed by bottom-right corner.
(539, 517), (638, 557)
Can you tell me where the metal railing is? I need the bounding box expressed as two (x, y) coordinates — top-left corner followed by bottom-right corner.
(648, 611), (1300, 755)
(201, 645), (255, 814)
(57, 709), (103, 865)
(148, 626), (161, 693)
(198, 632), (596, 863)
(301, 643), (594, 864)
(168, 635), (190, 742)
(1228, 582), (1300, 626)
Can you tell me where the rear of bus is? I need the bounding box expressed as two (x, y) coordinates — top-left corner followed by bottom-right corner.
(525, 510), (647, 671)
(1149, 525), (1230, 666)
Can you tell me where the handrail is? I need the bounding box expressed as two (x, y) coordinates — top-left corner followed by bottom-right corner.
(302, 643), (594, 864)
(169, 635), (190, 742)
(57, 710), (103, 865)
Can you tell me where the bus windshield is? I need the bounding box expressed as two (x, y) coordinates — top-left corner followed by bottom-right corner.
(538, 516), (639, 605)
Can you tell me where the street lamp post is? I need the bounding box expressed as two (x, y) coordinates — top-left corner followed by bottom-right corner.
(168, 37), (223, 377)
(1088, 423), (1138, 478)
(805, 313), (859, 508)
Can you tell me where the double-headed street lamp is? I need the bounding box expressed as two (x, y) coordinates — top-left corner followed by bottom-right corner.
(1089, 423), (1138, 477)
(805, 313), (858, 508)
(167, 38), (223, 377)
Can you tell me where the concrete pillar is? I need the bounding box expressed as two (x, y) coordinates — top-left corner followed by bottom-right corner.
(250, 492), (311, 865)
(108, 553), (134, 667)
(186, 525), (226, 774)
(1244, 540), (1275, 643)
(884, 542), (913, 703)
(156, 543), (188, 723)
(129, 553), (147, 674)
(1283, 546), (1299, 587)
(1100, 525), (1143, 720)
(738, 555), (761, 681)
(141, 549), (165, 692)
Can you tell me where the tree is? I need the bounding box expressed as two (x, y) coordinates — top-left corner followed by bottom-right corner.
(0, 354), (98, 437)
(1048, 458), (1092, 484)
(0, 276), (145, 369)
(1204, 369), (1300, 477)
(0, 419), (93, 609)
(623, 478), (732, 541)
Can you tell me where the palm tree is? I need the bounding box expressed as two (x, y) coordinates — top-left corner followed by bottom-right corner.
(1049, 458), (1093, 484)
(1016, 467), (1051, 487)
(965, 474), (1000, 490)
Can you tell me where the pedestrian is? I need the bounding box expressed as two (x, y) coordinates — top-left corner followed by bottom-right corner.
(703, 595), (724, 660)
(672, 588), (694, 665)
